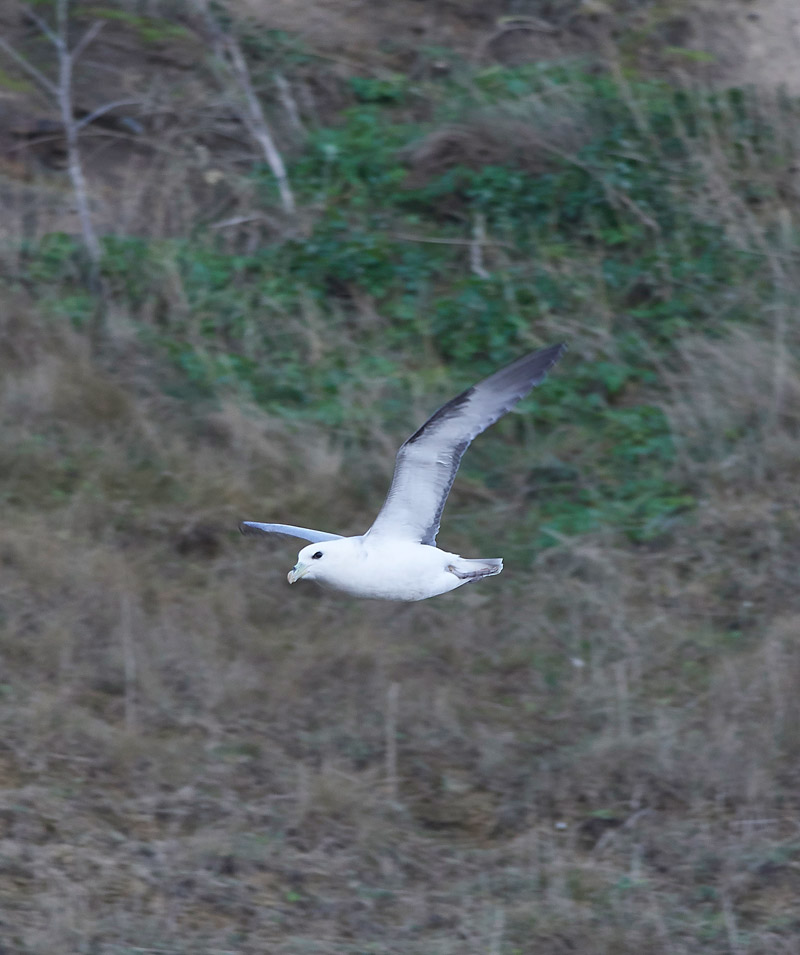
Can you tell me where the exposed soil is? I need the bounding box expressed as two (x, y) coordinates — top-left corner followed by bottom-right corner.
(694, 0), (800, 93)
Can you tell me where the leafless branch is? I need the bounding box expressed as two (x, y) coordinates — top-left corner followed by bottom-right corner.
(222, 35), (296, 214)
(71, 20), (104, 64)
(0, 35), (57, 95)
(210, 214), (267, 230)
(75, 98), (142, 132)
(390, 232), (512, 248)
(23, 3), (61, 47)
(469, 212), (490, 278)
(274, 72), (305, 135)
(197, 0), (296, 214)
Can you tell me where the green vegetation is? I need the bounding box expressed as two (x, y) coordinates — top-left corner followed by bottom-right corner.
(17, 62), (785, 550)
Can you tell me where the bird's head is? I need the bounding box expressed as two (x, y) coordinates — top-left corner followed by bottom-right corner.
(288, 537), (364, 589)
(288, 539), (350, 584)
(288, 541), (335, 585)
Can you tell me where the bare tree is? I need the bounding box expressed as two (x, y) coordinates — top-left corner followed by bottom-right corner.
(221, 34), (296, 215)
(0, 1), (106, 286)
(199, 4), (296, 216)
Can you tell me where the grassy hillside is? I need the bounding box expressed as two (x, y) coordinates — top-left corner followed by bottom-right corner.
(2, 5), (800, 953)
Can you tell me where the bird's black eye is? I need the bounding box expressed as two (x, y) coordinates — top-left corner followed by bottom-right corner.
(312, 551), (323, 559)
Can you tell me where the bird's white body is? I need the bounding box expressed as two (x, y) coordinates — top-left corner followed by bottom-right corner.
(291, 537), (502, 601)
(240, 343), (566, 602)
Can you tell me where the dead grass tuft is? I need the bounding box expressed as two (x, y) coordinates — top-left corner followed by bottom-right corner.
(402, 106), (590, 190)
(666, 330), (800, 489)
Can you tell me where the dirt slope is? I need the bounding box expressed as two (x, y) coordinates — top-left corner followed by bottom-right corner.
(696, 0), (800, 93)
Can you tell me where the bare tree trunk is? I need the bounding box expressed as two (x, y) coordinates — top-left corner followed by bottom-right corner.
(274, 72), (305, 136)
(54, 1), (103, 286)
(223, 35), (296, 216)
(195, 1), (298, 217)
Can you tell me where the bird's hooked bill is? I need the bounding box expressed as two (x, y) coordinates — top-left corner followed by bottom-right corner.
(287, 562), (310, 584)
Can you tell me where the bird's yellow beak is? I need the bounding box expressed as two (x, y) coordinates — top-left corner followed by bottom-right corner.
(287, 562), (310, 584)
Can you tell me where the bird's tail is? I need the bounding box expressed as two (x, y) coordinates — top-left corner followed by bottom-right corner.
(447, 557), (503, 581)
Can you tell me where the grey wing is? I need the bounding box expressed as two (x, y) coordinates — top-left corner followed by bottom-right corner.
(239, 522), (344, 543)
(366, 343), (566, 545)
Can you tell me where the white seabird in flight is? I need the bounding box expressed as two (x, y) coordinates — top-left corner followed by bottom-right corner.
(241, 343), (566, 601)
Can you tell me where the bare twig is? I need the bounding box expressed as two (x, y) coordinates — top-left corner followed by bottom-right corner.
(390, 232), (513, 249)
(0, 35), (57, 95)
(75, 98), (142, 132)
(210, 214), (268, 230)
(222, 35), (296, 214)
(23, 3), (60, 46)
(198, 1), (296, 214)
(71, 19), (104, 64)
(274, 72), (305, 135)
(470, 211), (490, 278)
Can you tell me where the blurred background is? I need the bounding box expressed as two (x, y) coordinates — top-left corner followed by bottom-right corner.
(1, 1), (800, 952)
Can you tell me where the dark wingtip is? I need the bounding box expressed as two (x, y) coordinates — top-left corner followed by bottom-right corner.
(530, 342), (567, 385)
(492, 342), (568, 391)
(239, 521), (253, 536)
(548, 341), (568, 370)
(528, 341), (568, 377)
(542, 342), (568, 364)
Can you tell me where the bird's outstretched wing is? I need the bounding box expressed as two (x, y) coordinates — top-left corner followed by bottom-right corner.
(239, 522), (344, 543)
(366, 343), (566, 545)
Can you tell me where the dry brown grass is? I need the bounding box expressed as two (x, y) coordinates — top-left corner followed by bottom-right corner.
(401, 105), (590, 190)
(1, 296), (800, 954)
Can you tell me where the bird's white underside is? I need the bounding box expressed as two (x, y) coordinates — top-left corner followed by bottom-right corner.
(292, 537), (502, 602)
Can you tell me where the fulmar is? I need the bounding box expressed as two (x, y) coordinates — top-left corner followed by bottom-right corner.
(240, 343), (566, 601)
